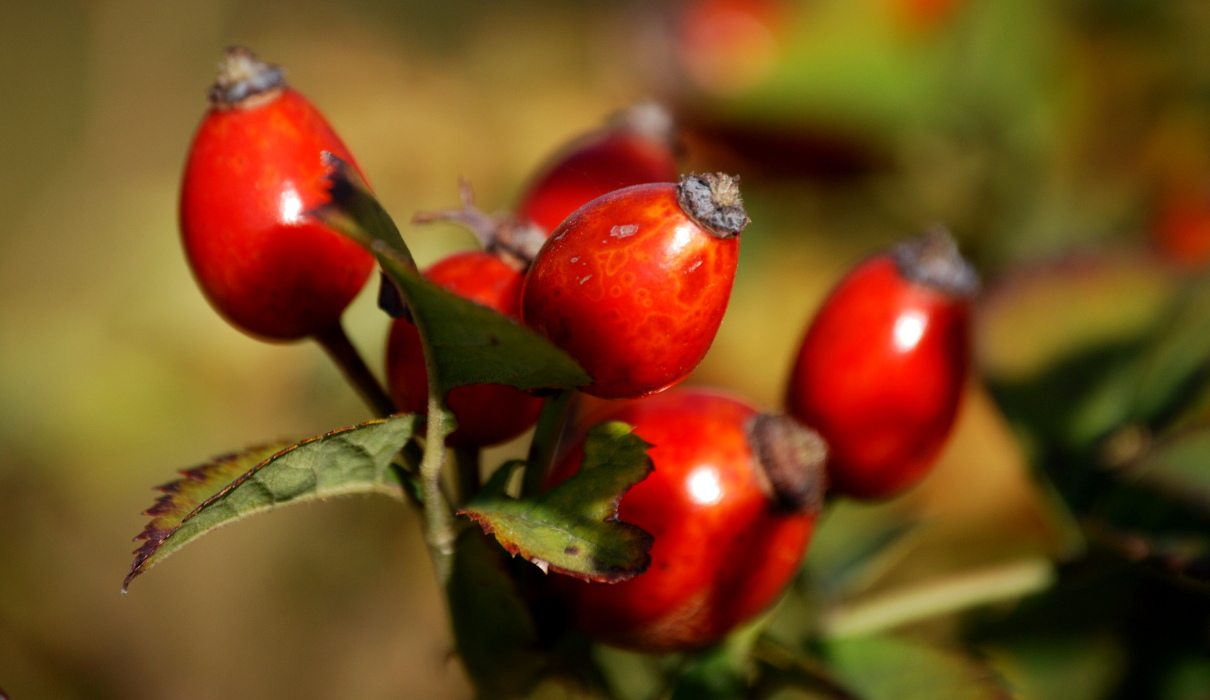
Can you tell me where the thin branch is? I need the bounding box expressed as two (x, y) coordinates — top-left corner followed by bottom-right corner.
(750, 637), (857, 700)
(313, 321), (396, 418)
(522, 390), (576, 498)
(420, 395), (457, 583)
(818, 557), (1055, 639)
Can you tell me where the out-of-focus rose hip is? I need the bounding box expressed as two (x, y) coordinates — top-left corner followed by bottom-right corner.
(785, 229), (978, 500)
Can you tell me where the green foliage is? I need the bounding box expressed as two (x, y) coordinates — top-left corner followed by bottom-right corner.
(114, 7), (1210, 696)
(803, 502), (921, 601)
(311, 155), (590, 395)
(461, 422), (654, 582)
(667, 644), (749, 700)
(1130, 426), (1210, 511)
(447, 528), (547, 699)
(124, 415), (418, 591)
(823, 635), (1011, 700)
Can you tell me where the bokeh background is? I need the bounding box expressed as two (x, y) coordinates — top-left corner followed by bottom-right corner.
(2, 0), (1209, 697)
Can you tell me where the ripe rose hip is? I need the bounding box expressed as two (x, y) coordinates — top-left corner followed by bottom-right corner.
(785, 229), (978, 500)
(414, 103), (681, 268)
(386, 251), (544, 447)
(547, 387), (827, 653)
(180, 46), (374, 341)
(517, 102), (681, 237)
(521, 173), (748, 400)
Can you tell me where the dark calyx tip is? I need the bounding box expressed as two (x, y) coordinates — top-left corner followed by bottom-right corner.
(892, 224), (980, 298)
(208, 46), (286, 109)
(747, 414), (828, 514)
(677, 172), (750, 238)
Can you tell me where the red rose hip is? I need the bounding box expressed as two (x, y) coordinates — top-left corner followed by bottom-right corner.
(415, 103), (681, 268)
(521, 173), (748, 399)
(548, 387), (827, 653)
(386, 251), (544, 447)
(517, 101), (681, 236)
(785, 229), (978, 500)
(180, 46), (375, 341)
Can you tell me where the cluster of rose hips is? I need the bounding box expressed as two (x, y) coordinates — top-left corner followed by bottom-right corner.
(179, 48), (976, 657)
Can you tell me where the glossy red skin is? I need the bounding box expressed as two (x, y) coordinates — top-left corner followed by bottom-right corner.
(785, 256), (970, 500)
(180, 87), (374, 340)
(521, 183), (739, 399)
(548, 388), (816, 653)
(517, 130), (679, 235)
(386, 251), (544, 447)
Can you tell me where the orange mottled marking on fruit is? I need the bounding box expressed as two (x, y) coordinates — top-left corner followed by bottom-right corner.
(522, 183), (740, 399)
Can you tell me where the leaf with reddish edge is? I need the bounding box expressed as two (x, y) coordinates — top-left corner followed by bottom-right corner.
(310, 154), (590, 395)
(124, 414), (419, 592)
(460, 421), (654, 582)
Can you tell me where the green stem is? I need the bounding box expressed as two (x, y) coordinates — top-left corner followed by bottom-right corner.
(522, 389), (575, 498)
(312, 322), (425, 472)
(420, 395), (457, 583)
(313, 321), (397, 418)
(818, 557), (1055, 639)
(454, 445), (482, 503)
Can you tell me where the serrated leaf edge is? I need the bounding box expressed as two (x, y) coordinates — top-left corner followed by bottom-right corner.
(461, 507), (653, 583)
(123, 417), (410, 592)
(458, 426), (655, 583)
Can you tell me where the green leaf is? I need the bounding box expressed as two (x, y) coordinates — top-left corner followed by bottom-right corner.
(669, 621), (766, 700)
(668, 645), (748, 700)
(1090, 424), (1210, 579)
(460, 421), (654, 582)
(824, 635), (1011, 700)
(447, 527), (547, 699)
(1161, 653), (1210, 700)
(124, 415), (419, 592)
(311, 154), (590, 395)
(803, 500), (922, 600)
(751, 637), (858, 700)
(982, 634), (1125, 700)
(1132, 426), (1210, 511)
(1062, 277), (1210, 448)
(1126, 278), (1210, 427)
(979, 252), (1176, 453)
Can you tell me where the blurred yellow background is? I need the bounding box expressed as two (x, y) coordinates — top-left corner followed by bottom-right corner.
(2, 0), (1207, 697)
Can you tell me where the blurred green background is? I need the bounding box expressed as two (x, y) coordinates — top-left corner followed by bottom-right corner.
(2, 0), (1209, 697)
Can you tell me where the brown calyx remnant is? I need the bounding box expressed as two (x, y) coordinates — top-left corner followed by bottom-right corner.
(747, 413), (828, 514)
(208, 46), (287, 111)
(892, 224), (981, 298)
(677, 172), (751, 239)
